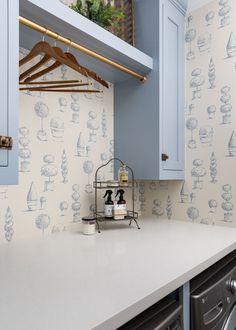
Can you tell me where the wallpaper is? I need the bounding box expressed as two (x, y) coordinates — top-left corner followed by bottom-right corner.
(0, 47), (114, 243)
(142, 0), (236, 228)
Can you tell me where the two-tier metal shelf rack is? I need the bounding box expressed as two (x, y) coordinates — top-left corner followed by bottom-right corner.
(94, 158), (140, 233)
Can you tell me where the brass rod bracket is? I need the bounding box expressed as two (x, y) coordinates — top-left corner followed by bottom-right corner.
(0, 136), (13, 150)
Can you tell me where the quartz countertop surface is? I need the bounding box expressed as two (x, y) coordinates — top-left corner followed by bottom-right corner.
(0, 218), (236, 330)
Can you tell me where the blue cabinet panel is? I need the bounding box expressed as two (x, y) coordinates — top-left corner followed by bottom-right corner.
(115, 0), (185, 180)
(0, 0), (19, 184)
(160, 0), (184, 174)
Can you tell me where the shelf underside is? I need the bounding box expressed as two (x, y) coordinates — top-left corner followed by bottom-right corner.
(19, 0), (153, 84)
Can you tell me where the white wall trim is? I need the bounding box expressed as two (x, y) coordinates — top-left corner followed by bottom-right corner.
(188, 0), (214, 13)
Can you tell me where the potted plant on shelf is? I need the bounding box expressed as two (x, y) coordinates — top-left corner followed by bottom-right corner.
(69, 0), (134, 45)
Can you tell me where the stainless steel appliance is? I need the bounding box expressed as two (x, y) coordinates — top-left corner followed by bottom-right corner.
(191, 250), (236, 330)
(119, 296), (183, 330)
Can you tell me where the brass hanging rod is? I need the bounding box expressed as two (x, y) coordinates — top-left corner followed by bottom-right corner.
(19, 16), (147, 82)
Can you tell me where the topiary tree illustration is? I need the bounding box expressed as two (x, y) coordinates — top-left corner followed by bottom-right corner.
(228, 131), (236, 157)
(83, 160), (94, 193)
(59, 201), (69, 216)
(190, 192), (196, 204)
(71, 184), (81, 222)
(152, 199), (164, 217)
(185, 28), (196, 60)
(101, 108), (107, 138)
(41, 155), (58, 191)
(191, 159), (206, 189)
(190, 68), (205, 100)
(19, 126), (31, 172)
(4, 206), (14, 242)
(186, 117), (198, 149)
(35, 214), (50, 235)
(208, 58), (216, 89)
(180, 182), (188, 203)
(40, 196), (47, 210)
(219, 0), (231, 28)
(220, 86), (232, 124)
(226, 32), (236, 57)
(207, 105), (216, 119)
(87, 111), (99, 142)
(27, 182), (38, 211)
(166, 195), (172, 219)
(187, 207), (199, 222)
(58, 97), (67, 112)
(34, 101), (49, 141)
(208, 199), (218, 213)
(61, 149), (68, 183)
(205, 11), (215, 25)
(221, 184), (233, 222)
(209, 152), (217, 183)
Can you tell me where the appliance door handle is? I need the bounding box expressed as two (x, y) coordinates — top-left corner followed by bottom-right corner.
(203, 301), (223, 325)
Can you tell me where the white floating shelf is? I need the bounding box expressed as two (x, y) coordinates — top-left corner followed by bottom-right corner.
(19, 0), (154, 83)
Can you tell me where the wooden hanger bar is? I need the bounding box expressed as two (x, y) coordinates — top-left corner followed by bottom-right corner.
(19, 83), (91, 90)
(19, 80), (81, 85)
(19, 16), (147, 82)
(20, 88), (101, 93)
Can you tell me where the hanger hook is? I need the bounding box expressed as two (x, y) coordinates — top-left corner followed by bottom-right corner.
(42, 27), (48, 42)
(54, 32), (59, 47)
(67, 39), (72, 52)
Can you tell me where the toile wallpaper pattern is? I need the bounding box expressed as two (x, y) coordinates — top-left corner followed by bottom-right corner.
(1, 0), (235, 244)
(142, 0), (236, 228)
(0, 47), (114, 244)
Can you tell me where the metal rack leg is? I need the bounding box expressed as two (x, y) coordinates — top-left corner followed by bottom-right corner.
(129, 218), (140, 229)
(96, 220), (101, 233)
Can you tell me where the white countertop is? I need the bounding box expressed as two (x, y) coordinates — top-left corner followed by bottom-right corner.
(0, 219), (236, 330)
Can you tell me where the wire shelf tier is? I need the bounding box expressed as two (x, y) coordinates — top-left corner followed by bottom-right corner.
(93, 181), (133, 189)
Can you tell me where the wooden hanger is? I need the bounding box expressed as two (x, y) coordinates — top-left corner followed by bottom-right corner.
(19, 40), (109, 89)
(19, 80), (81, 85)
(21, 88), (101, 93)
(20, 82), (91, 90)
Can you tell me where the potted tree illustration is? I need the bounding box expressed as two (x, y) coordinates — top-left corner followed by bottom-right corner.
(152, 199), (164, 217)
(186, 117), (198, 149)
(220, 86), (232, 124)
(4, 206), (14, 242)
(35, 214), (50, 235)
(58, 97), (67, 112)
(208, 199), (218, 213)
(40, 196), (47, 210)
(59, 201), (69, 216)
(191, 159), (206, 189)
(19, 126), (31, 172)
(185, 28), (196, 60)
(187, 207), (199, 222)
(34, 101), (49, 141)
(209, 152), (217, 183)
(207, 105), (216, 119)
(71, 93), (80, 123)
(228, 131), (236, 156)
(219, 0), (231, 27)
(180, 182), (188, 203)
(27, 182), (38, 211)
(190, 68), (205, 99)
(226, 32), (236, 57)
(101, 108), (107, 138)
(61, 149), (68, 183)
(87, 111), (99, 142)
(205, 11), (215, 25)
(166, 195), (172, 219)
(221, 184), (233, 222)
(83, 160), (94, 193)
(208, 58), (216, 89)
(41, 155), (58, 191)
(71, 184), (81, 221)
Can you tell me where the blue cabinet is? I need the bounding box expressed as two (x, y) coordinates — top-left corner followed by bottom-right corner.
(0, 0), (19, 184)
(115, 0), (185, 180)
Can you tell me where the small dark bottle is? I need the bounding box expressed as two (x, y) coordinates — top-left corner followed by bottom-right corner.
(103, 190), (114, 218)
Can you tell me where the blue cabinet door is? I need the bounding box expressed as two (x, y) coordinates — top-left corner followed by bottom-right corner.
(115, 0), (185, 180)
(0, 0), (19, 184)
(159, 0), (185, 178)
